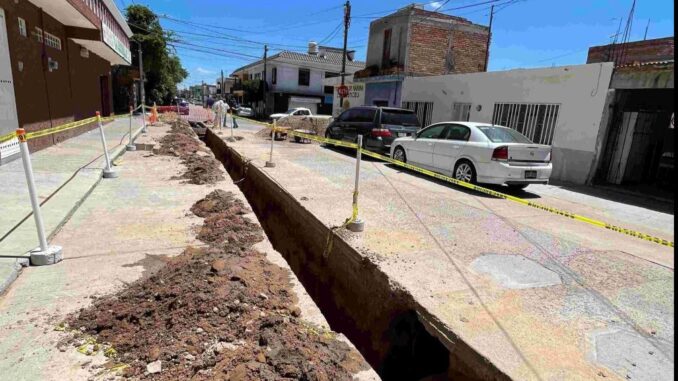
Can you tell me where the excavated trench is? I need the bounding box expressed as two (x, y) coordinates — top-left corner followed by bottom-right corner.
(203, 130), (509, 381)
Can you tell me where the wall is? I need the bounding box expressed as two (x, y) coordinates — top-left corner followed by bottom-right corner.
(365, 80), (402, 108)
(0, 0), (112, 152)
(323, 76), (365, 116)
(587, 37), (674, 66)
(364, 11), (409, 70)
(401, 63), (615, 184)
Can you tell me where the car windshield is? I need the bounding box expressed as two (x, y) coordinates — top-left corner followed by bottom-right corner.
(477, 125), (533, 143)
(380, 110), (420, 126)
(284, 109), (297, 114)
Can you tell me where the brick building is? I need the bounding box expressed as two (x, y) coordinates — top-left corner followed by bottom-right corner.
(586, 37), (674, 67)
(0, 0), (132, 163)
(352, 4), (489, 120)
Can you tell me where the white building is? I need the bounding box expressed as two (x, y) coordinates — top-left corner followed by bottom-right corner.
(401, 63), (615, 184)
(231, 42), (364, 116)
(322, 76), (366, 117)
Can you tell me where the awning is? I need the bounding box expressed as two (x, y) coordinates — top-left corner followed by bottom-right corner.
(289, 96), (321, 104)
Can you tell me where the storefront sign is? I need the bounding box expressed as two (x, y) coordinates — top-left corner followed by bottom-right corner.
(103, 24), (131, 64)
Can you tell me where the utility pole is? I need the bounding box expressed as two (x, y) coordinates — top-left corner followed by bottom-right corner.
(483, 5), (494, 72)
(339, 0), (351, 109)
(220, 69), (224, 100)
(643, 18), (650, 40)
(201, 80), (205, 107)
(138, 43), (145, 108)
(263, 45), (268, 116)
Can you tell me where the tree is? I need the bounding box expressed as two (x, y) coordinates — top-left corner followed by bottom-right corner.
(126, 5), (188, 105)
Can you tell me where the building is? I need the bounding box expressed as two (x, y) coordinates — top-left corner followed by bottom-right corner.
(401, 63), (615, 184)
(353, 4), (489, 109)
(216, 76), (234, 99)
(587, 37), (674, 199)
(0, 0), (132, 162)
(322, 76), (365, 117)
(231, 42), (365, 116)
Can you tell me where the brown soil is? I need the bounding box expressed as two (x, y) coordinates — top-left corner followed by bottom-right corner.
(65, 190), (368, 380)
(156, 117), (224, 185)
(176, 155), (225, 185)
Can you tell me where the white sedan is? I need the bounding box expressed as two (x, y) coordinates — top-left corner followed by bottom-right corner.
(390, 122), (552, 190)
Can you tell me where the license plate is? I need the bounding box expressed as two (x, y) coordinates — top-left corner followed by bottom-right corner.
(525, 170), (537, 179)
(397, 132), (407, 137)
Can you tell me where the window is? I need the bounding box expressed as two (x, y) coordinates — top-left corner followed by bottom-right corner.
(33, 27), (43, 43)
(380, 109), (419, 126)
(324, 86), (334, 95)
(298, 68), (310, 86)
(452, 103), (471, 121)
(352, 108), (376, 122)
(382, 28), (392, 69)
(477, 125), (533, 144)
(444, 124), (471, 141)
(402, 101), (434, 127)
(491, 103), (560, 145)
(417, 124), (447, 139)
(272, 67), (277, 84)
(18, 18), (27, 37)
(44, 31), (62, 50)
(325, 72), (339, 78)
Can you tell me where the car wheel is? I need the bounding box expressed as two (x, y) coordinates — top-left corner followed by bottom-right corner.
(393, 146), (407, 163)
(454, 160), (477, 184)
(507, 184), (529, 191)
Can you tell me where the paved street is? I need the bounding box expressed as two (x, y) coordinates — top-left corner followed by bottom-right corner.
(211, 121), (673, 380)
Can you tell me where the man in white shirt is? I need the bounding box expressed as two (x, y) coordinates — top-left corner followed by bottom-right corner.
(212, 100), (223, 128)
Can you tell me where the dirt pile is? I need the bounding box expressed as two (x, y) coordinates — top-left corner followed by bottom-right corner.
(65, 190), (368, 380)
(155, 116), (224, 185)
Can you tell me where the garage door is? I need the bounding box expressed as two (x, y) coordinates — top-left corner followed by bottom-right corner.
(288, 97), (319, 114)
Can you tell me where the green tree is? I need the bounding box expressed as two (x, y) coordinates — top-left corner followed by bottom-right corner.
(126, 5), (187, 105)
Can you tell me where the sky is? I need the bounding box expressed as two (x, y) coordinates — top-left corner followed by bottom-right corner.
(114, 0), (675, 89)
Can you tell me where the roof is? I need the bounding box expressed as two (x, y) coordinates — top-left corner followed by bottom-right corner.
(232, 45), (365, 74)
(615, 59), (675, 69)
(102, 0), (134, 37)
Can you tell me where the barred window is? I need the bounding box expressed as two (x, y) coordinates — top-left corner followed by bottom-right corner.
(402, 101), (433, 127)
(452, 102), (471, 121)
(491, 103), (560, 145)
(18, 18), (27, 37)
(44, 32), (62, 50)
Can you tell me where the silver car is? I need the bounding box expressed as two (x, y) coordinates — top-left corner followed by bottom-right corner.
(390, 122), (552, 190)
(236, 106), (253, 117)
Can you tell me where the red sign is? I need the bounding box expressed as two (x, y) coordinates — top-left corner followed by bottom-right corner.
(337, 85), (349, 98)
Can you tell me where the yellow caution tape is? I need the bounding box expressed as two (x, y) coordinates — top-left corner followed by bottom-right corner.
(279, 128), (674, 248)
(25, 117), (98, 140)
(0, 131), (15, 144)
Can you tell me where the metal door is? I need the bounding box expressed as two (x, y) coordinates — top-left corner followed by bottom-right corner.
(0, 7), (20, 162)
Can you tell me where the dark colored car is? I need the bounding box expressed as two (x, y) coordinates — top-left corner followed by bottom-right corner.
(325, 106), (421, 153)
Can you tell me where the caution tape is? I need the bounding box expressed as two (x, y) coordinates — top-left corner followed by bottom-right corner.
(260, 126), (674, 248)
(0, 132), (15, 144)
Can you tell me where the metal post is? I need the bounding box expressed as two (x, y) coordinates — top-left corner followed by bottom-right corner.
(347, 135), (364, 232)
(126, 106), (136, 151)
(265, 119), (276, 167)
(97, 112), (118, 179)
(138, 43), (147, 133)
(230, 110), (234, 140)
(16, 128), (63, 265)
(141, 104), (147, 133)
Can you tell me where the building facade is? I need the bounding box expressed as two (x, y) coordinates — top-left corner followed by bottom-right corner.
(587, 37), (674, 199)
(401, 63), (615, 184)
(231, 43), (364, 116)
(0, 0), (132, 162)
(353, 4), (489, 109)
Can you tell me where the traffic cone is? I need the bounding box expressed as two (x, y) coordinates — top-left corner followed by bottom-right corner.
(149, 103), (159, 124)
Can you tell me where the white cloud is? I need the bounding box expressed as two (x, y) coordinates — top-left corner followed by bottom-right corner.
(428, 1), (443, 9)
(195, 67), (215, 75)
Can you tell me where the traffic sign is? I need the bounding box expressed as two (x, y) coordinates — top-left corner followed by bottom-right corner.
(337, 85), (349, 98)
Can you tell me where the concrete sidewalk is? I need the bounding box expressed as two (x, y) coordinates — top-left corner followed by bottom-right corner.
(210, 123), (674, 380)
(0, 115), (145, 294)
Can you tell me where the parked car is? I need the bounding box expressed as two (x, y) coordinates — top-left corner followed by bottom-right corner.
(390, 122), (552, 190)
(270, 107), (313, 121)
(236, 106), (254, 117)
(325, 106), (420, 153)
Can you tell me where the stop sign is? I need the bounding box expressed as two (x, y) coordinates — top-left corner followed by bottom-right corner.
(337, 85), (349, 98)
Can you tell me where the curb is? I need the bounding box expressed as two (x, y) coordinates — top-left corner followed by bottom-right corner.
(0, 121), (146, 296)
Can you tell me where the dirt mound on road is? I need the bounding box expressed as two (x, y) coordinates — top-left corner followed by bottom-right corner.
(157, 133), (201, 157)
(176, 155), (225, 185)
(66, 190), (367, 380)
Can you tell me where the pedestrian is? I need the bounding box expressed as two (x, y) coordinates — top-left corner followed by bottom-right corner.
(212, 99), (224, 128)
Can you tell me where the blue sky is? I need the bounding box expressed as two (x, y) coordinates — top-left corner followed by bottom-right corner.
(114, 0), (674, 88)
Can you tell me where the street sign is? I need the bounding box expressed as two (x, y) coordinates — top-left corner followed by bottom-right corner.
(337, 85), (349, 98)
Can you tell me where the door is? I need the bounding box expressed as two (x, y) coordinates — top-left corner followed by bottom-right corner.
(607, 112), (638, 184)
(407, 124), (447, 168)
(433, 124), (470, 173)
(99, 75), (111, 116)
